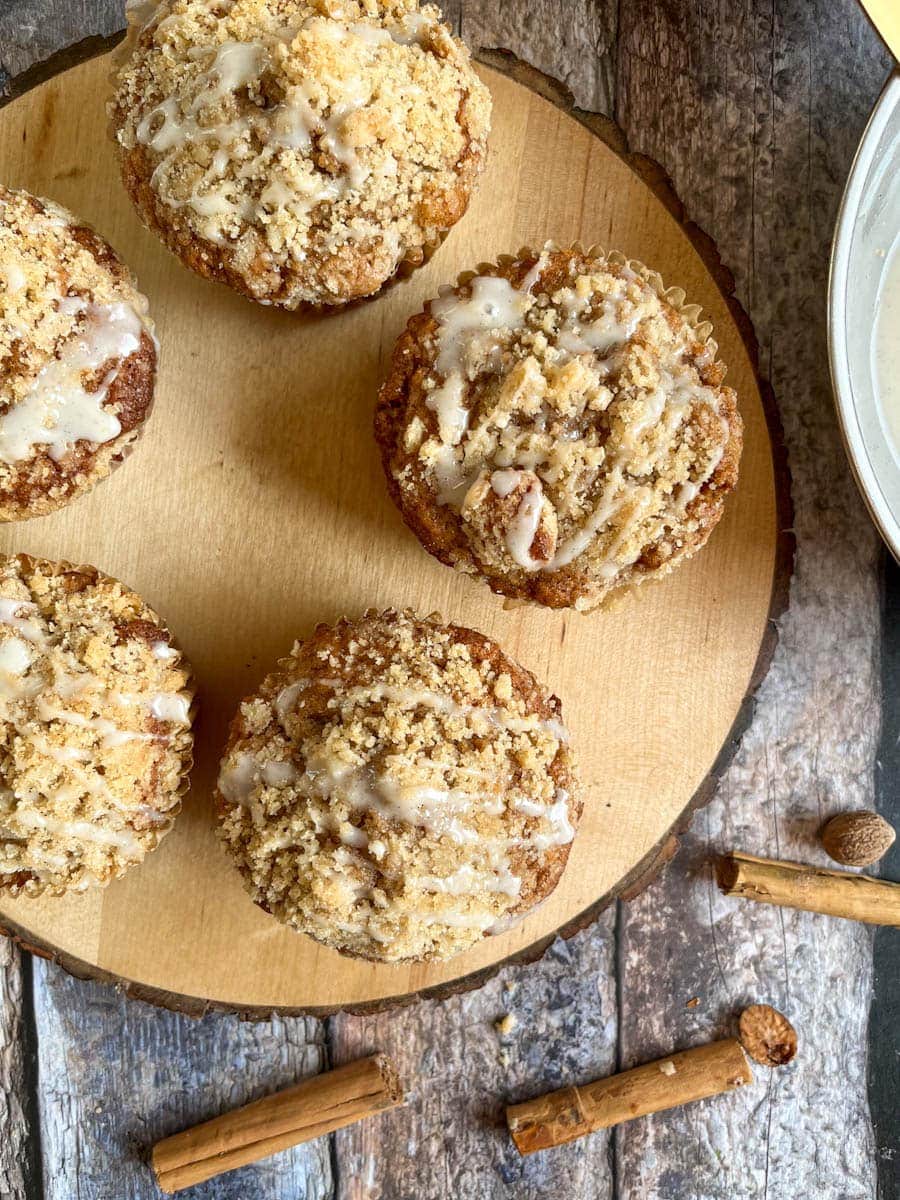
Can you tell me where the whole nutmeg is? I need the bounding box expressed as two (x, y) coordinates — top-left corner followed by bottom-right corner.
(821, 810), (896, 867)
(739, 1004), (797, 1067)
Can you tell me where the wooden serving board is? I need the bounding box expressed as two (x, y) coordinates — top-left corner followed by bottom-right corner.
(0, 47), (791, 1015)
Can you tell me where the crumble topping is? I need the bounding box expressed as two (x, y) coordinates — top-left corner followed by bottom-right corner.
(110, 0), (492, 306)
(0, 187), (156, 520)
(378, 248), (743, 609)
(0, 556), (194, 895)
(217, 610), (577, 962)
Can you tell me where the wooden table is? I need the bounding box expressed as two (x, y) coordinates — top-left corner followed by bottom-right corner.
(0, 2), (897, 1197)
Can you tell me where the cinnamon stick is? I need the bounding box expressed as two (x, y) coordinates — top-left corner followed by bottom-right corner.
(152, 1054), (403, 1194)
(716, 852), (900, 926)
(506, 1039), (752, 1155)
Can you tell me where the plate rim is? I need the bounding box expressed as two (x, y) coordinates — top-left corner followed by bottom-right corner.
(0, 40), (795, 1018)
(828, 69), (900, 561)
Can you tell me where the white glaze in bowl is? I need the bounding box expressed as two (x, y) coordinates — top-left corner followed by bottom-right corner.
(829, 72), (900, 559)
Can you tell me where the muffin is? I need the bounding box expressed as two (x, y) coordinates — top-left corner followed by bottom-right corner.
(0, 187), (157, 522)
(216, 609), (578, 963)
(375, 245), (743, 610)
(109, 0), (492, 309)
(0, 554), (194, 896)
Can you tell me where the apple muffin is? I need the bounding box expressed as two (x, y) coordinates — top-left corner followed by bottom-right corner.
(0, 186), (157, 522)
(216, 609), (578, 962)
(375, 246), (743, 610)
(109, 0), (492, 309)
(0, 554), (194, 896)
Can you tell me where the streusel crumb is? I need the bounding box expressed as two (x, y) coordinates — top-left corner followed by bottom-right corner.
(375, 246), (743, 609)
(216, 609), (578, 962)
(0, 554), (194, 896)
(0, 187), (157, 521)
(109, 0), (492, 308)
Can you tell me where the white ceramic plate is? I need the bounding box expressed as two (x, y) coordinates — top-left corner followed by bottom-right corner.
(829, 71), (900, 558)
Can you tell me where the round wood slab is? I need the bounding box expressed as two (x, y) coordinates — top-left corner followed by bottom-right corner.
(0, 46), (791, 1015)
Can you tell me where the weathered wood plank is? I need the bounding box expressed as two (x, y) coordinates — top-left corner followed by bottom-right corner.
(461, 0), (616, 114)
(613, 1), (892, 1196)
(0, 0), (123, 95)
(0, 940), (31, 1200)
(331, 921), (617, 1200)
(0, 3), (894, 1199)
(32, 959), (333, 1200)
(872, 554), (900, 1200)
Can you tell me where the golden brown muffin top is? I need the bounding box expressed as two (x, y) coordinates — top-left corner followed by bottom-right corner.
(0, 186), (156, 521)
(110, 0), (492, 306)
(0, 555), (193, 896)
(376, 247), (743, 609)
(217, 610), (577, 962)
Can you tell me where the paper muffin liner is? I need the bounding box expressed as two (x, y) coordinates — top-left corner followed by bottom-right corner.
(108, 4), (472, 315)
(0, 189), (158, 525)
(444, 239), (718, 350)
(281, 227), (451, 318)
(216, 606), (578, 961)
(0, 552), (196, 899)
(0, 418), (155, 527)
(406, 241), (734, 613)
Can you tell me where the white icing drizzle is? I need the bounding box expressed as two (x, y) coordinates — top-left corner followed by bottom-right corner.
(495, 473), (546, 569)
(2, 261), (27, 296)
(222, 693), (572, 934)
(555, 284), (645, 357)
(150, 692), (191, 723)
(489, 468), (520, 498)
(134, 28), (375, 242)
(0, 301), (143, 465)
(334, 820), (369, 850)
(224, 649), (575, 948)
(426, 275), (537, 504)
(0, 588), (192, 878)
(417, 862), (521, 897)
(27, 735), (154, 822)
(319, 98), (370, 192)
(269, 83), (317, 152)
(113, 689), (192, 725)
(287, 677), (568, 743)
(0, 598), (46, 644)
(420, 910), (496, 931)
(35, 699), (159, 750)
(225, 746), (565, 853)
(513, 792), (575, 849)
(421, 263), (730, 577)
(31, 735), (91, 765)
(218, 751), (298, 803)
(13, 808), (142, 857)
(349, 13), (433, 48)
(0, 636), (32, 677)
(275, 679), (306, 720)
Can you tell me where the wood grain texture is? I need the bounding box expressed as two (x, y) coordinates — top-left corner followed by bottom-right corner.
(612, 1), (892, 1197)
(0, 940), (30, 1200)
(0, 1), (893, 1198)
(330, 923), (617, 1200)
(0, 0), (122, 97)
(32, 957), (332, 1200)
(872, 556), (900, 1196)
(461, 1), (616, 114)
(0, 53), (784, 1012)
